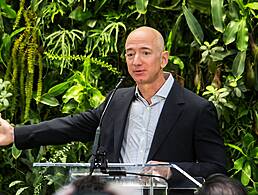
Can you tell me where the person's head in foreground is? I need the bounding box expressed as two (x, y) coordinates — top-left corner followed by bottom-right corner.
(54, 176), (110, 195)
(195, 174), (247, 195)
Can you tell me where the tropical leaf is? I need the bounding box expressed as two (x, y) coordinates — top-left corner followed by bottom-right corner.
(9, 181), (23, 188)
(232, 51), (246, 77)
(226, 143), (247, 156)
(233, 156), (245, 171)
(245, 2), (258, 10)
(48, 81), (71, 96)
(39, 94), (59, 107)
(170, 56), (184, 70)
(223, 20), (239, 45)
(166, 13), (183, 53)
(182, 5), (204, 45)
(136, 0), (149, 14)
(11, 144), (22, 160)
(69, 6), (92, 21)
(237, 18), (248, 51)
(16, 187), (29, 195)
(62, 85), (84, 103)
(211, 0), (224, 32)
(0, 0), (16, 19)
(241, 162), (251, 186)
(243, 133), (254, 149)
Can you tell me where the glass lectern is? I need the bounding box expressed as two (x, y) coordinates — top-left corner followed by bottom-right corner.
(33, 163), (203, 195)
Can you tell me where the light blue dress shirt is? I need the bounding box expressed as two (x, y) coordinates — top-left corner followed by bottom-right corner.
(120, 73), (174, 164)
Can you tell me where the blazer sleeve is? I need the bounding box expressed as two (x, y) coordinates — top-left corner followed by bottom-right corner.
(172, 102), (227, 178)
(14, 103), (105, 149)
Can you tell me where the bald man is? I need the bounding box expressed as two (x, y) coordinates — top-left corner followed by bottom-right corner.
(0, 26), (226, 184)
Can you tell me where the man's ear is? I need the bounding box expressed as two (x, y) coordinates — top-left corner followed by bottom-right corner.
(161, 51), (169, 69)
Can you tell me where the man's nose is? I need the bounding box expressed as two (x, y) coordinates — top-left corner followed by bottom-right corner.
(132, 53), (142, 66)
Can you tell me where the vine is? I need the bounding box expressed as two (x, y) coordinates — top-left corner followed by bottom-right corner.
(5, 9), (43, 122)
(36, 53), (43, 104)
(19, 42), (27, 115)
(13, 0), (26, 30)
(8, 32), (25, 115)
(44, 52), (122, 76)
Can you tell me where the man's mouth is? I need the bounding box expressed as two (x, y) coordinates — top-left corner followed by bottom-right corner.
(134, 70), (145, 73)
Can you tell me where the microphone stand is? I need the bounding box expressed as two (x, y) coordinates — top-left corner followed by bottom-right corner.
(89, 77), (125, 175)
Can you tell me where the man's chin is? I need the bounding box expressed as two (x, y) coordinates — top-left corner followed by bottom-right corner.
(135, 79), (146, 85)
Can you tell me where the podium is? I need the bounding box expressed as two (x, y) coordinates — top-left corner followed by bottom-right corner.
(33, 163), (203, 195)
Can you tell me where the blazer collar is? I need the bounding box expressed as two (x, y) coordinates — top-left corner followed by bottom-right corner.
(147, 81), (185, 161)
(113, 87), (136, 161)
(111, 82), (185, 162)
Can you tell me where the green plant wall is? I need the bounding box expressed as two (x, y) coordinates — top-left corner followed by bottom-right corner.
(0, 0), (257, 194)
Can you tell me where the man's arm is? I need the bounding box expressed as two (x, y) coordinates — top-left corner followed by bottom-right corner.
(14, 107), (104, 149)
(0, 89), (114, 150)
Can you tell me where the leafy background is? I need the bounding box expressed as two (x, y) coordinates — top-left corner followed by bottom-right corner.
(0, 0), (257, 194)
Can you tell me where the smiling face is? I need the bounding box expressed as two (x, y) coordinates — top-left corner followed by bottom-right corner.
(125, 27), (168, 88)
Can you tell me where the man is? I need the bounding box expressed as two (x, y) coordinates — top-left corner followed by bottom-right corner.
(0, 26), (226, 181)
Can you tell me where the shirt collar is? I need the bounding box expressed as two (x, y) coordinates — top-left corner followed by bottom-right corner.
(135, 72), (174, 99)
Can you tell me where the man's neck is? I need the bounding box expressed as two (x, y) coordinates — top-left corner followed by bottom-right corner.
(137, 76), (166, 104)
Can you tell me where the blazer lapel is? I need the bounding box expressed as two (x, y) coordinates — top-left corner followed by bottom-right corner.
(112, 87), (135, 161)
(147, 81), (185, 161)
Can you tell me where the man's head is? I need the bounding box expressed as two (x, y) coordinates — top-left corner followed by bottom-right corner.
(125, 26), (168, 86)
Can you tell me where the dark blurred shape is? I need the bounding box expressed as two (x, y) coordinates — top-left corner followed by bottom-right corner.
(72, 175), (109, 195)
(195, 174), (247, 195)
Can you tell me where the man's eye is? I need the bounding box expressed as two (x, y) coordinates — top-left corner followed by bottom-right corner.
(143, 51), (151, 55)
(126, 53), (134, 57)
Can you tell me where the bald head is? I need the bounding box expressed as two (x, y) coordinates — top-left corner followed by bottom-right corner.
(125, 26), (169, 88)
(125, 26), (165, 52)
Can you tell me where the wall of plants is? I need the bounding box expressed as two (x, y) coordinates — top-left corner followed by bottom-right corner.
(0, 0), (257, 194)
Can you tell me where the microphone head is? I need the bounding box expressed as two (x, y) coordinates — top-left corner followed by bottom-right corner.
(119, 76), (126, 80)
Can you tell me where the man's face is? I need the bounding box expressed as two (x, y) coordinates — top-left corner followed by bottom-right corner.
(125, 30), (167, 86)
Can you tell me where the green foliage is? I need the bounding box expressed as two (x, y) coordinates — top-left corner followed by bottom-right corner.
(226, 133), (258, 191)
(136, 0), (149, 15)
(40, 59), (105, 113)
(182, 4), (204, 45)
(211, 0), (224, 33)
(200, 39), (234, 73)
(0, 0), (16, 34)
(0, 0), (16, 20)
(44, 52), (121, 75)
(45, 27), (85, 73)
(3, 8), (43, 122)
(203, 85), (232, 118)
(232, 51), (246, 77)
(0, 0), (257, 194)
(85, 21), (126, 56)
(0, 78), (12, 112)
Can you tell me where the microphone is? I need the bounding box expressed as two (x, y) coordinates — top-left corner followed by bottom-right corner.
(89, 76), (125, 175)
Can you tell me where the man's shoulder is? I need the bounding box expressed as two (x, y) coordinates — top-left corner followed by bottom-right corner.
(116, 86), (135, 94)
(183, 87), (206, 101)
(174, 81), (211, 107)
(109, 86), (136, 101)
